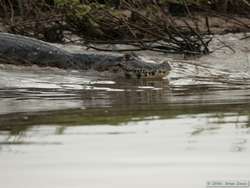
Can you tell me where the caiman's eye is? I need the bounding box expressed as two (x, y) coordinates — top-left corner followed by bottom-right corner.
(117, 63), (123, 67)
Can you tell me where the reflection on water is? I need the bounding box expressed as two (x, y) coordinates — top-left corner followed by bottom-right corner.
(0, 66), (250, 188)
(0, 33), (250, 188)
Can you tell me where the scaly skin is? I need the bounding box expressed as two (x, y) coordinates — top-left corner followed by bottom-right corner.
(0, 33), (171, 79)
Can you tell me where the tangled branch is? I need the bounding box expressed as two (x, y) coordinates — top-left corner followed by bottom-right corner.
(1, 0), (250, 55)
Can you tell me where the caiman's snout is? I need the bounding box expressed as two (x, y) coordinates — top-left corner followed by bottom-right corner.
(102, 53), (171, 79)
(120, 54), (171, 79)
(125, 62), (170, 79)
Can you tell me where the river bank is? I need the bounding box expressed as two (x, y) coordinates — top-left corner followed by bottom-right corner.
(1, 0), (250, 55)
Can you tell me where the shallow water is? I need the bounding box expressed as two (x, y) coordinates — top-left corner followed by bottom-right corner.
(0, 33), (250, 188)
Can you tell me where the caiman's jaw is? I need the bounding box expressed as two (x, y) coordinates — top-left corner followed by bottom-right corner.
(108, 53), (171, 79)
(122, 63), (170, 79)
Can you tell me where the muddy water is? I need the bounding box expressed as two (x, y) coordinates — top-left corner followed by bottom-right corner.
(0, 33), (250, 188)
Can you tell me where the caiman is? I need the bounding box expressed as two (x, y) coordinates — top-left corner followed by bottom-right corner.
(0, 32), (171, 79)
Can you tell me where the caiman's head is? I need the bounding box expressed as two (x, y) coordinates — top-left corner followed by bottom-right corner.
(96, 53), (171, 79)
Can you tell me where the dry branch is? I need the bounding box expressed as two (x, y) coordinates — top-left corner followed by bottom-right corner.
(1, 0), (249, 55)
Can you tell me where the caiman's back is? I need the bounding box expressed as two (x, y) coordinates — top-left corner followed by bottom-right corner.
(0, 33), (76, 68)
(0, 33), (171, 79)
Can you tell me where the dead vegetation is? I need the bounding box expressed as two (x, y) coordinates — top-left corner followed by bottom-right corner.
(0, 0), (250, 55)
